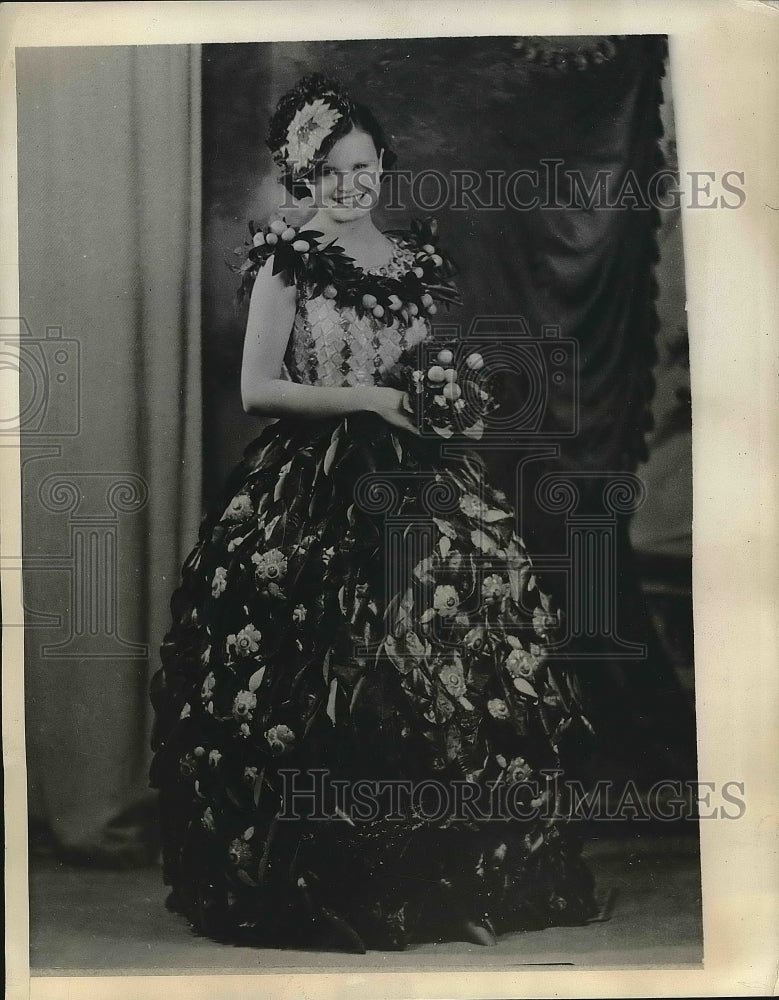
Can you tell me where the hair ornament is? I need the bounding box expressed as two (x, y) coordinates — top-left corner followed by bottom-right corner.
(266, 74), (354, 184)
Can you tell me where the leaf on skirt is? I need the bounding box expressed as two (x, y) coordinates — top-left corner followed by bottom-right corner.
(483, 508), (511, 522)
(326, 677), (339, 725)
(248, 666), (266, 692)
(383, 635), (413, 676)
(263, 513), (281, 540)
(432, 517), (455, 538)
(433, 424), (454, 439)
(390, 433), (403, 463)
(513, 677), (539, 700)
(323, 425), (343, 476)
(420, 608), (436, 625)
(236, 869), (259, 888)
(226, 786), (244, 809)
(438, 536), (451, 558)
(273, 461), (293, 502)
(462, 418), (484, 440)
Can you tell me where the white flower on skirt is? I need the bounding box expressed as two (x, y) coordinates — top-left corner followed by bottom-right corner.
(201, 672), (216, 702)
(223, 494), (254, 522)
(251, 548), (288, 582)
(487, 698), (510, 720)
(439, 662), (466, 698)
(481, 574), (507, 603)
(227, 624), (262, 657)
(504, 646), (539, 679)
(265, 724), (296, 754)
(232, 690), (257, 721)
(433, 584), (460, 617)
(211, 566), (227, 597)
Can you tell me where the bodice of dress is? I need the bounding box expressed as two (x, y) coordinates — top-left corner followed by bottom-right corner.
(284, 236), (430, 388)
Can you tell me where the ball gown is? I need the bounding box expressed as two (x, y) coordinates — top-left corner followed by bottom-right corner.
(149, 219), (598, 951)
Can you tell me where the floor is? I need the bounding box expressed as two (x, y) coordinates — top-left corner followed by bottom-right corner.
(29, 828), (702, 975)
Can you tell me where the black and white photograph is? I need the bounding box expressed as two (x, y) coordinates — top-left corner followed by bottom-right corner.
(2, 2), (777, 997)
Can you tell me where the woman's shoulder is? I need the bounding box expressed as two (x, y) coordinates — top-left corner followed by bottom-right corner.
(233, 217), (324, 305)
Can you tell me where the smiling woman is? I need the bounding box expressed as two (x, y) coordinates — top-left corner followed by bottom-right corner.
(149, 72), (599, 953)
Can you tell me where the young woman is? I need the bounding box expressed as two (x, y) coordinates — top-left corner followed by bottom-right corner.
(150, 74), (598, 953)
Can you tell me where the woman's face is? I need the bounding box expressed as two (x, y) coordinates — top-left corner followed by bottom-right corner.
(307, 128), (383, 222)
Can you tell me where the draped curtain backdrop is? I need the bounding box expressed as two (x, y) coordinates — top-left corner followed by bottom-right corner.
(18, 46), (202, 863)
(202, 38), (694, 782)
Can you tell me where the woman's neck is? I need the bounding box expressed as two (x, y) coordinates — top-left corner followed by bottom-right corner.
(308, 211), (380, 243)
(308, 211), (392, 268)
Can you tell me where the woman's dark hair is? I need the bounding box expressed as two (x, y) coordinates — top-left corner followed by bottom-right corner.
(266, 74), (397, 200)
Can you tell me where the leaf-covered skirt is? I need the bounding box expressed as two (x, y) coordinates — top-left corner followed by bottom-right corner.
(149, 412), (598, 950)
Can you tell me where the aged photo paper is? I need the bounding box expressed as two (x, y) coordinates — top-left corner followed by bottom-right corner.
(1, 2), (777, 998)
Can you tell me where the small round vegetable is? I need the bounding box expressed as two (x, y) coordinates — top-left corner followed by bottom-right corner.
(427, 365), (446, 383)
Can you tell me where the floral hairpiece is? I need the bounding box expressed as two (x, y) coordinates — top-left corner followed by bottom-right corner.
(267, 74), (353, 184)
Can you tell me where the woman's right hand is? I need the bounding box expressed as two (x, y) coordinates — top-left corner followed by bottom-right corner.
(371, 387), (421, 437)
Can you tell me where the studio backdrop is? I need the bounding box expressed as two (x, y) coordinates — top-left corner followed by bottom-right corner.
(17, 39), (692, 863)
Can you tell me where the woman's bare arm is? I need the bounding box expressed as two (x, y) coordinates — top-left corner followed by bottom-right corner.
(240, 258), (417, 433)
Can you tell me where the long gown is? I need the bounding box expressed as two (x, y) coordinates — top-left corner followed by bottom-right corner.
(149, 222), (599, 951)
